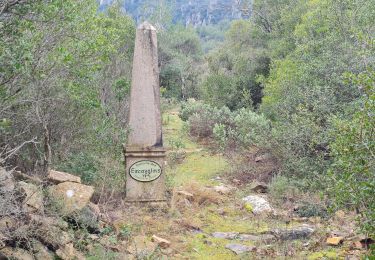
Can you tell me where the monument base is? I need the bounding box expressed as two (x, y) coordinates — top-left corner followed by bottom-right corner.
(124, 146), (166, 202)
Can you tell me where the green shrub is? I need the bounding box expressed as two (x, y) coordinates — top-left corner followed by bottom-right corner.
(328, 68), (375, 236)
(185, 103), (232, 138)
(179, 100), (209, 121)
(57, 152), (98, 184)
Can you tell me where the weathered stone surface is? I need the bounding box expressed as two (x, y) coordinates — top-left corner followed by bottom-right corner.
(242, 195), (272, 214)
(30, 214), (69, 230)
(213, 184), (235, 195)
(151, 235), (171, 249)
(0, 247), (34, 260)
(0, 167), (15, 192)
(38, 226), (72, 249)
(238, 234), (275, 243)
(18, 181), (44, 212)
(249, 182), (268, 193)
(48, 170), (81, 184)
(127, 21), (162, 147)
(326, 236), (344, 246)
(32, 240), (54, 260)
(49, 182), (94, 214)
(225, 243), (256, 255)
(176, 190), (194, 198)
(212, 232), (239, 239)
(56, 243), (85, 260)
(271, 225), (315, 240)
(125, 21), (166, 202)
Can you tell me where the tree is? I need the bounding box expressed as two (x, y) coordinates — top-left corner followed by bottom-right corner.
(0, 0), (135, 176)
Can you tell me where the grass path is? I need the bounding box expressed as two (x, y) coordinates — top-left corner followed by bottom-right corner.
(163, 109), (228, 187)
(160, 108), (345, 260)
(162, 109), (275, 259)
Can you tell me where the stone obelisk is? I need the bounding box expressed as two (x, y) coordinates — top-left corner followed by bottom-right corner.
(124, 22), (166, 202)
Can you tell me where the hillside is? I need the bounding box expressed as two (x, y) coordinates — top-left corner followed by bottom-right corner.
(99, 0), (251, 26)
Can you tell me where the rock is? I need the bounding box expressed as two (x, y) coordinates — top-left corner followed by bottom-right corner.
(242, 195), (272, 215)
(213, 184), (235, 195)
(249, 182), (268, 193)
(0, 216), (17, 231)
(255, 153), (272, 162)
(32, 218), (72, 249)
(48, 170), (81, 184)
(238, 234), (275, 243)
(326, 236), (344, 246)
(56, 243), (85, 260)
(176, 190), (194, 199)
(211, 232), (239, 239)
(32, 240), (54, 260)
(18, 181), (44, 212)
(151, 235), (171, 249)
(0, 247), (34, 260)
(30, 214), (69, 230)
(271, 225), (315, 240)
(0, 167), (15, 192)
(49, 182), (94, 215)
(225, 243), (256, 255)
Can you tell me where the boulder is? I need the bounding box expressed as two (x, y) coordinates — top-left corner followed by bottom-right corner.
(31, 217), (72, 249)
(151, 235), (171, 249)
(0, 167), (15, 192)
(238, 234), (275, 243)
(17, 181), (44, 212)
(48, 170), (81, 184)
(49, 182), (94, 215)
(0, 247), (34, 260)
(56, 243), (85, 260)
(30, 214), (69, 230)
(271, 225), (315, 240)
(212, 232), (239, 239)
(242, 195), (272, 215)
(225, 243), (256, 255)
(326, 236), (344, 246)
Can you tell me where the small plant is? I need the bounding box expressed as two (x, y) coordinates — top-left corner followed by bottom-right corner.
(295, 202), (328, 218)
(118, 224), (133, 240)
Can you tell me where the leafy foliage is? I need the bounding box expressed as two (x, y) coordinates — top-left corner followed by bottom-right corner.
(328, 67), (375, 235)
(0, 1), (135, 185)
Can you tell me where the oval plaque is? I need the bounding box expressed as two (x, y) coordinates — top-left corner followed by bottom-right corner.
(129, 160), (162, 182)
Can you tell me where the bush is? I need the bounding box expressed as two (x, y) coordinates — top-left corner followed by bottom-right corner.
(328, 68), (375, 236)
(179, 100), (210, 122)
(181, 101), (232, 138)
